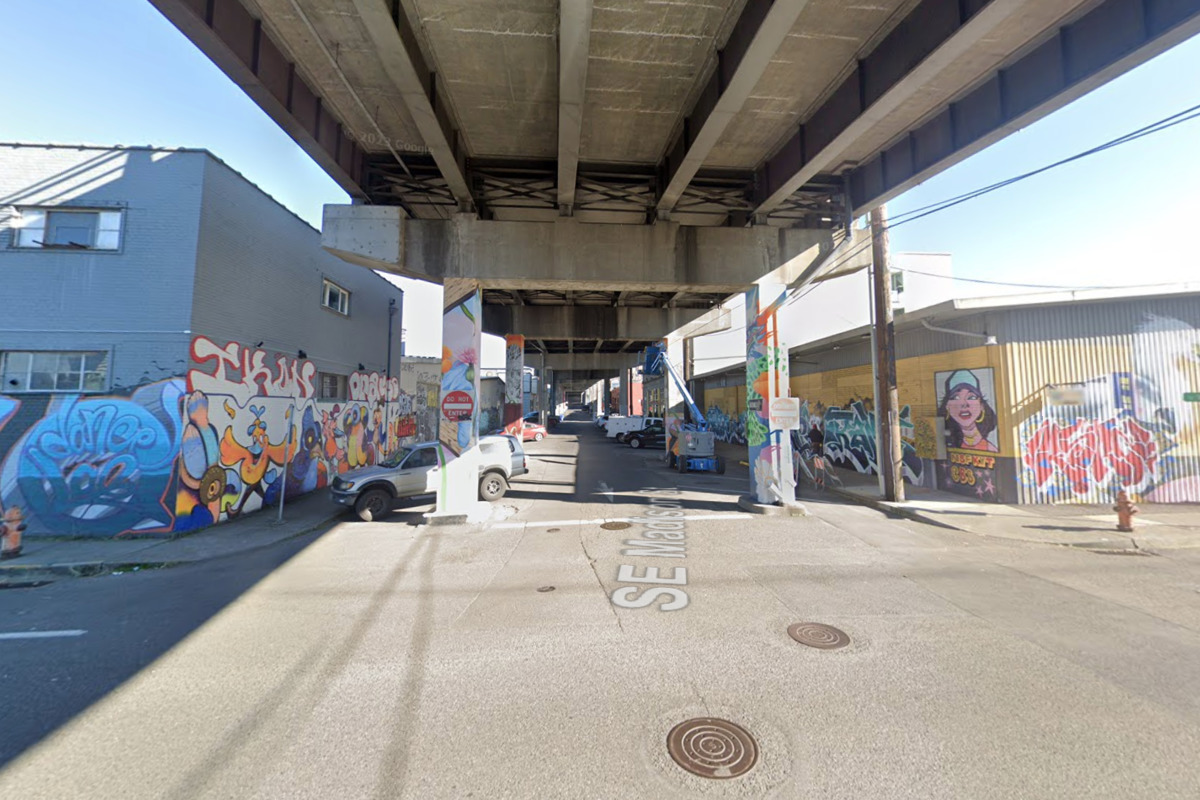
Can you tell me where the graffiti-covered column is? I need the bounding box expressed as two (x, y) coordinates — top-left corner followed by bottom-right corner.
(746, 283), (795, 505)
(503, 334), (525, 430)
(431, 280), (483, 523)
(662, 337), (687, 460)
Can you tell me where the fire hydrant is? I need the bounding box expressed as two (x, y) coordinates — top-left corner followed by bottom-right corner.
(1114, 491), (1138, 533)
(1, 506), (26, 559)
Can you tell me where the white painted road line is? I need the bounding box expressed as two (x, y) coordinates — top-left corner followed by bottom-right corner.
(0, 630), (87, 640)
(492, 514), (752, 530)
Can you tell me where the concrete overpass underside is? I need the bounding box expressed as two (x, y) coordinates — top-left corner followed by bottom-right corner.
(152, 0), (1200, 374)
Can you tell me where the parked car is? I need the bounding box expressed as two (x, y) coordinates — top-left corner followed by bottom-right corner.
(519, 422), (548, 442)
(626, 423), (666, 449)
(607, 416), (663, 442)
(330, 435), (527, 521)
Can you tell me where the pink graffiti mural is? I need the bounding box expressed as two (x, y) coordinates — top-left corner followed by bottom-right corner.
(1022, 416), (1159, 497)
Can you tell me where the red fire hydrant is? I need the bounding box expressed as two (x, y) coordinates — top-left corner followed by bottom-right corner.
(1, 506), (26, 559)
(1114, 491), (1138, 533)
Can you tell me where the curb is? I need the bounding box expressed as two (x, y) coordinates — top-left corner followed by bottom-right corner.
(737, 494), (808, 517)
(0, 509), (345, 586)
(824, 487), (969, 532)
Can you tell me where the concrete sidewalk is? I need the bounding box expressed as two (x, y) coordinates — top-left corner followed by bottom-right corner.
(826, 471), (1200, 551)
(711, 439), (1200, 550)
(0, 492), (347, 585)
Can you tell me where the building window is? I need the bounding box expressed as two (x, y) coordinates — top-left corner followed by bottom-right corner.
(323, 279), (350, 315)
(318, 372), (347, 401)
(1, 351), (109, 392)
(12, 208), (123, 250)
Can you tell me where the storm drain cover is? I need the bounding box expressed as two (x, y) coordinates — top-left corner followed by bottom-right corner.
(600, 521), (631, 530)
(787, 622), (851, 650)
(667, 718), (758, 779)
(537, 586), (556, 593)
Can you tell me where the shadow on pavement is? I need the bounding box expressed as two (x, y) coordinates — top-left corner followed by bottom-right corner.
(0, 523), (337, 769)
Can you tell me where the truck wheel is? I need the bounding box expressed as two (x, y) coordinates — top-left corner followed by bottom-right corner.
(479, 471), (509, 502)
(629, 437), (642, 449)
(355, 488), (392, 522)
(716, 456), (726, 475)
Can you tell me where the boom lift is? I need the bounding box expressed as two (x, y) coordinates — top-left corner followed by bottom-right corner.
(650, 351), (725, 475)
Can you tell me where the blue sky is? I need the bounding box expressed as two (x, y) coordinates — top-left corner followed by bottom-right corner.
(2, 0), (1199, 358)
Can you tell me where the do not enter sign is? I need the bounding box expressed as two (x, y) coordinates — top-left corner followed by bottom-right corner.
(441, 390), (475, 421)
(769, 397), (801, 431)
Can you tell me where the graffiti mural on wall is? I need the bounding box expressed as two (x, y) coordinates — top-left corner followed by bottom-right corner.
(175, 337), (412, 532)
(0, 381), (185, 537)
(1019, 314), (1200, 503)
(807, 399), (923, 483)
(935, 367), (1000, 499)
(705, 405), (746, 445)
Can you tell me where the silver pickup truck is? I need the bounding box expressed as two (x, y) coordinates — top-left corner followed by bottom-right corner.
(331, 435), (527, 521)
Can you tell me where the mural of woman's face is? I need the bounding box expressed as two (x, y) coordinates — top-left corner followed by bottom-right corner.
(946, 387), (982, 428)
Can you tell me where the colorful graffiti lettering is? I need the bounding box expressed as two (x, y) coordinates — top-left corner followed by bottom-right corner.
(1022, 416), (1159, 499)
(821, 400), (923, 483)
(0, 381), (184, 537)
(705, 405), (747, 445)
(349, 371), (399, 405)
(190, 336), (315, 400)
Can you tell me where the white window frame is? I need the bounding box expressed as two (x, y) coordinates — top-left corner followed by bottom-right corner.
(10, 206), (125, 252)
(318, 371), (348, 401)
(1, 350), (111, 393)
(322, 279), (350, 316)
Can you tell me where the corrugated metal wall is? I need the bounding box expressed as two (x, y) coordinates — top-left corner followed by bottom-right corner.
(1003, 297), (1200, 504)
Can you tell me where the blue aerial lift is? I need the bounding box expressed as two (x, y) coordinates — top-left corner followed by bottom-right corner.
(649, 349), (725, 474)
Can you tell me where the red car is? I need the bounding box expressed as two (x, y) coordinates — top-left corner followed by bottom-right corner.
(504, 420), (547, 442)
(519, 423), (547, 442)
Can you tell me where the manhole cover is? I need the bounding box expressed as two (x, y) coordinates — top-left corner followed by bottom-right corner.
(537, 585), (556, 593)
(667, 718), (758, 779)
(787, 622), (850, 650)
(600, 521), (631, 530)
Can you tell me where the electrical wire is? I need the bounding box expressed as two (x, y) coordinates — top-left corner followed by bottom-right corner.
(774, 99), (1200, 307)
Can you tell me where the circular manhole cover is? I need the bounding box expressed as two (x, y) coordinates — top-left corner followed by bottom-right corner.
(667, 717), (758, 780)
(600, 521), (631, 530)
(787, 622), (850, 650)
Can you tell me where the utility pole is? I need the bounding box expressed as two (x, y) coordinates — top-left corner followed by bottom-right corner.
(871, 205), (905, 502)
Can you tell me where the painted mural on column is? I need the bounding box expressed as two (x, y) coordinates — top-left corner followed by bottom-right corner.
(438, 293), (481, 457)
(0, 382), (184, 538)
(1018, 314), (1200, 503)
(745, 284), (793, 504)
(935, 367), (1001, 500)
(504, 335), (524, 405)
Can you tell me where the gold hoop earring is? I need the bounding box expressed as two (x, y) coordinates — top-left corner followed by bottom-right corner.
(976, 410), (985, 423)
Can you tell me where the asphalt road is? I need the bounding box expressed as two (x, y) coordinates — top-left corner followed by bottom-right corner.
(2, 414), (1199, 798)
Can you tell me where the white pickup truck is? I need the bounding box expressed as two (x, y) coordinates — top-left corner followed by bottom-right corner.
(605, 416), (663, 442)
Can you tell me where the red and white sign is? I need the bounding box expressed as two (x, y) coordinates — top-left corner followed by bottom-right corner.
(769, 397), (801, 431)
(441, 390), (475, 422)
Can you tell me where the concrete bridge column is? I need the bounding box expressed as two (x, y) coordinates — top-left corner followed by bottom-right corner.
(504, 335), (525, 429)
(745, 283), (795, 505)
(618, 370), (629, 416)
(430, 281), (483, 523)
(663, 337), (687, 462)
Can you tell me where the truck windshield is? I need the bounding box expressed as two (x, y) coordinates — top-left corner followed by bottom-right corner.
(380, 447), (413, 469)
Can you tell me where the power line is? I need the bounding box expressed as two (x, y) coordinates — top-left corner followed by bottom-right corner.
(775, 99), (1200, 307)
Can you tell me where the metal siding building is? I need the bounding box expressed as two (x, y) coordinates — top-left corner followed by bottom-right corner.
(697, 286), (1200, 505)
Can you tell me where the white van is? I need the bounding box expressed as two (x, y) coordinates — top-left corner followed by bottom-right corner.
(606, 416), (663, 442)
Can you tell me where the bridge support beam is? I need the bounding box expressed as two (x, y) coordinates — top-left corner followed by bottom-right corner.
(322, 208), (838, 292)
